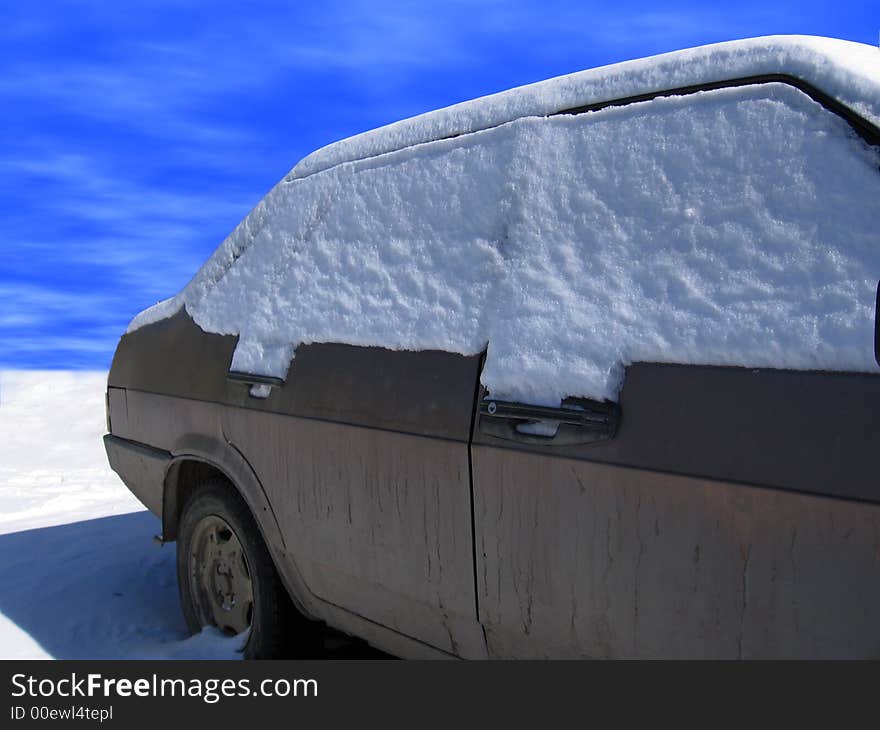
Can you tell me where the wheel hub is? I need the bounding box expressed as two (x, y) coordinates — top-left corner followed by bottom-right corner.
(188, 515), (254, 636)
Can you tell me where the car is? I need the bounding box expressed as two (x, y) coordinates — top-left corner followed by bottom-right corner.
(104, 35), (880, 659)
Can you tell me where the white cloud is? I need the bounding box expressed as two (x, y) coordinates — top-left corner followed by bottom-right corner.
(0, 0), (805, 368)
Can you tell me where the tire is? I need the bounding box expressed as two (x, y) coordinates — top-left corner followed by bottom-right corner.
(176, 478), (306, 659)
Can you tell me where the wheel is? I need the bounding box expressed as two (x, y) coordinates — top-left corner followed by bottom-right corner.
(176, 478), (304, 659)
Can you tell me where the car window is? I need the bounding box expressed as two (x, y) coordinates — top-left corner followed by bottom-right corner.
(200, 126), (517, 379)
(187, 82), (880, 407)
(481, 82), (880, 404)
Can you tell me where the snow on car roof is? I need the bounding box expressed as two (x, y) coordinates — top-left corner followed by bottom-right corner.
(289, 35), (880, 181)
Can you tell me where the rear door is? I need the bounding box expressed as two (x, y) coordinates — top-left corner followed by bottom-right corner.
(472, 82), (880, 658)
(222, 344), (484, 656)
(219, 119), (520, 657)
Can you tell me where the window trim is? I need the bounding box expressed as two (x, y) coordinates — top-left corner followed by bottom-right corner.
(556, 73), (880, 148)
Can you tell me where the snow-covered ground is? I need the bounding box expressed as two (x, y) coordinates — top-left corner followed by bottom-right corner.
(0, 370), (387, 660)
(0, 371), (246, 659)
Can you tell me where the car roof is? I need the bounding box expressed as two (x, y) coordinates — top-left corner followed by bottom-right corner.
(287, 35), (880, 182)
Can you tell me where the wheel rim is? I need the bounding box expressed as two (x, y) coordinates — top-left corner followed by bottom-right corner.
(188, 514), (254, 636)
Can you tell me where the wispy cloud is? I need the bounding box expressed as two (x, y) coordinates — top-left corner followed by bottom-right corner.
(0, 0), (869, 368)
(0, 282), (129, 369)
(1, 142), (256, 367)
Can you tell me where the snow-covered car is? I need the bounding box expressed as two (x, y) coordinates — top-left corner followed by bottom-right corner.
(104, 35), (880, 659)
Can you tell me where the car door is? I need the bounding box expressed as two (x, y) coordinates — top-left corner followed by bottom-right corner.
(472, 82), (880, 658)
(218, 121), (520, 657)
(222, 344), (484, 656)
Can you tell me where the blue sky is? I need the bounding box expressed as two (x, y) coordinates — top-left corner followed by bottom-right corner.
(1, 1), (875, 369)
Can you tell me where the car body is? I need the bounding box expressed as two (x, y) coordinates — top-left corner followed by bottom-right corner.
(105, 36), (880, 659)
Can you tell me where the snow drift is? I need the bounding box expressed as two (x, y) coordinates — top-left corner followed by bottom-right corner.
(128, 36), (880, 405)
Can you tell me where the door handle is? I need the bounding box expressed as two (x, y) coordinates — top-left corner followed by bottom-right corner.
(227, 371), (285, 399)
(478, 396), (619, 446)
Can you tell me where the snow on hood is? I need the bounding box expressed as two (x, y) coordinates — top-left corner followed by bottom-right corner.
(127, 36), (880, 405)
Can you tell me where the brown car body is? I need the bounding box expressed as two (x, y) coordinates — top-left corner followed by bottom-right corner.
(105, 69), (880, 659)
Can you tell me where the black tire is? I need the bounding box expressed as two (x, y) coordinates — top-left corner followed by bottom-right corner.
(176, 478), (307, 659)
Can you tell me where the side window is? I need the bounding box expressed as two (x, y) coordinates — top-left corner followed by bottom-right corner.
(205, 126), (518, 381)
(483, 83), (880, 405)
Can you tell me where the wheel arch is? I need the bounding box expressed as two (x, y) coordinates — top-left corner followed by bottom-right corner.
(161, 442), (319, 621)
(162, 457), (228, 542)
